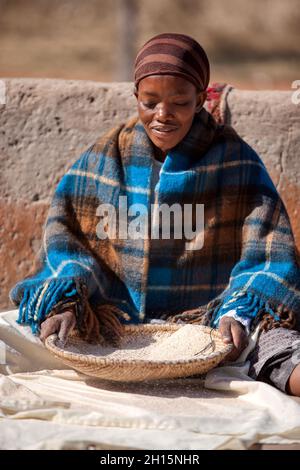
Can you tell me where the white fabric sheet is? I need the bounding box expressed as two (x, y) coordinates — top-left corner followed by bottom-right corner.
(0, 309), (300, 450)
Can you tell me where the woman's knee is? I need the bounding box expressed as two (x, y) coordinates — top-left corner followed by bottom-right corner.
(286, 363), (300, 397)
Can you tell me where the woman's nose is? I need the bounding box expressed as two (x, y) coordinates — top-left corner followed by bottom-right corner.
(155, 103), (173, 120)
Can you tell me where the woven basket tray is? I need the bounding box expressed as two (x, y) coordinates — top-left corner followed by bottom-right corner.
(45, 323), (232, 382)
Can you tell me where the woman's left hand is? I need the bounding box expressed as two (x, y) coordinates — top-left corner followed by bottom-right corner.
(218, 316), (249, 362)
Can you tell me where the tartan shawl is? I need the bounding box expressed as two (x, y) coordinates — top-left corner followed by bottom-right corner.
(9, 107), (300, 340)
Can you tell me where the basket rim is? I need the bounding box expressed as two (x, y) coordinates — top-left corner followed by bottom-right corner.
(45, 324), (232, 367)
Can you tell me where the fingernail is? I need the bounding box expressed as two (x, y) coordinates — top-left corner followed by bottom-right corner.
(222, 336), (232, 343)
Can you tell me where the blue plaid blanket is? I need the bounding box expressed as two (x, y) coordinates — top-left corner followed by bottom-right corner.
(10, 108), (300, 338)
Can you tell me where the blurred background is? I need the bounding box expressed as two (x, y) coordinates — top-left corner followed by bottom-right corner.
(0, 0), (299, 89)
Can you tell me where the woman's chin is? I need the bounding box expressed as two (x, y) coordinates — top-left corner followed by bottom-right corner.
(151, 137), (176, 154)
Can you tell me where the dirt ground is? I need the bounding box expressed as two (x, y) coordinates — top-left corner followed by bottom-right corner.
(0, 0), (299, 89)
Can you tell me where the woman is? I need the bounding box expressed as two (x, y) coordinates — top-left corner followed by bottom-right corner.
(10, 33), (300, 395)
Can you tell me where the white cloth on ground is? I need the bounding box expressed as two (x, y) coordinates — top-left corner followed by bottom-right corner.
(0, 309), (300, 450)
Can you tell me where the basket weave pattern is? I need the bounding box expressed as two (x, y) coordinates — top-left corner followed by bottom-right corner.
(45, 324), (232, 382)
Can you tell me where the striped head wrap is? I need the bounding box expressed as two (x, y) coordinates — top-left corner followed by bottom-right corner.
(134, 33), (210, 91)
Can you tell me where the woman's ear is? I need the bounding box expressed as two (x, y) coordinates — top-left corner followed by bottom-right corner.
(195, 91), (207, 113)
(133, 85), (138, 100)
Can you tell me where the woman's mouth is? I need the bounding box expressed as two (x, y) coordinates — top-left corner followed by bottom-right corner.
(150, 126), (178, 138)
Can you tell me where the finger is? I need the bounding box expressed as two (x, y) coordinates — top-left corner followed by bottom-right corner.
(39, 317), (59, 342)
(58, 316), (75, 345)
(231, 322), (249, 352)
(223, 322), (249, 362)
(219, 318), (233, 343)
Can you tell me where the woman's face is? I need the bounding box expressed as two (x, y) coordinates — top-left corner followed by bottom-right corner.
(135, 75), (206, 155)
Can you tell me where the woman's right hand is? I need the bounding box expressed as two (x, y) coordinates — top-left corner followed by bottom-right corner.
(39, 308), (76, 345)
(218, 316), (249, 362)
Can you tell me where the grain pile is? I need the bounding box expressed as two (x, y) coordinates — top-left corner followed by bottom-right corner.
(146, 325), (214, 361)
(62, 324), (214, 362)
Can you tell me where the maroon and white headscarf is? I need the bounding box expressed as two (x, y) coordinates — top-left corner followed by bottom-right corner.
(134, 33), (210, 91)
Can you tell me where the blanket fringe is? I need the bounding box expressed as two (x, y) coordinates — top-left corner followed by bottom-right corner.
(259, 303), (296, 331)
(165, 289), (296, 332)
(17, 279), (78, 334)
(17, 278), (125, 344)
(77, 283), (125, 344)
(166, 296), (222, 326)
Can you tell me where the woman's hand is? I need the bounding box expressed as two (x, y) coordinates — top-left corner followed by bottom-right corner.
(39, 309), (76, 345)
(219, 316), (249, 362)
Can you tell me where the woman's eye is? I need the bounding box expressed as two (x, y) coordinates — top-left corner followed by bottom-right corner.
(141, 101), (189, 109)
(143, 102), (157, 109)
